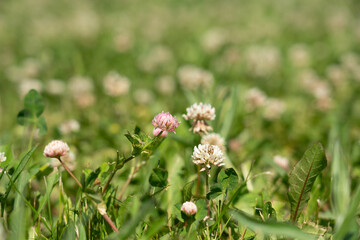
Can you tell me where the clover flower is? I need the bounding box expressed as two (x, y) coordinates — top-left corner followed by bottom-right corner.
(201, 133), (226, 152)
(273, 155), (289, 170)
(181, 201), (197, 216)
(153, 128), (168, 137)
(59, 120), (80, 135)
(183, 103), (215, 134)
(244, 88), (267, 111)
(192, 144), (224, 174)
(177, 65), (214, 91)
(0, 152), (6, 162)
(152, 112), (180, 135)
(103, 71), (130, 97)
(44, 140), (70, 158)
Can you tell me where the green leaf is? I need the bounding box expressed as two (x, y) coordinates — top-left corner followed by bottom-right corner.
(149, 168), (168, 187)
(24, 89), (45, 117)
(182, 181), (195, 201)
(107, 200), (154, 240)
(218, 168), (238, 192)
(36, 116), (48, 136)
(206, 183), (222, 200)
(263, 201), (277, 221)
(331, 141), (350, 227)
(17, 109), (34, 126)
(288, 143), (327, 222)
(36, 172), (58, 219)
(333, 185), (360, 240)
(220, 86), (238, 139)
(230, 209), (316, 240)
(3, 146), (37, 202)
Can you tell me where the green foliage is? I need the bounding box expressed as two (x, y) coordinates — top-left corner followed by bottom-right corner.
(288, 143), (327, 222)
(17, 90), (47, 136)
(149, 168), (168, 187)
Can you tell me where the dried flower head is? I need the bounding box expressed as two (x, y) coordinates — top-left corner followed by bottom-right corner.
(183, 103), (215, 134)
(181, 201), (197, 216)
(0, 152), (6, 162)
(201, 133), (226, 152)
(192, 144), (224, 174)
(44, 140), (70, 158)
(152, 112), (180, 134)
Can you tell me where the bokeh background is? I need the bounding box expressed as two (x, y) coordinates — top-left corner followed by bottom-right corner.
(1, 0), (360, 177)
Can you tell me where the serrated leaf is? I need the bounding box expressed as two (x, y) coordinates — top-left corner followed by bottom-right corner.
(24, 89), (45, 117)
(218, 168), (238, 192)
(288, 143), (327, 222)
(149, 168), (168, 187)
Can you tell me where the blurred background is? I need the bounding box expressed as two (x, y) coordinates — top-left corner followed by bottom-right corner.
(1, 0), (360, 174)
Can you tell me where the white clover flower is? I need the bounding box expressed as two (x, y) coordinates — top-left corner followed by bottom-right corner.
(44, 140), (70, 158)
(288, 44), (310, 68)
(181, 201), (197, 216)
(18, 78), (43, 97)
(263, 98), (286, 120)
(156, 75), (176, 95)
(201, 133), (226, 153)
(244, 88), (267, 111)
(50, 151), (76, 171)
(192, 144), (225, 174)
(69, 76), (94, 95)
(177, 65), (214, 91)
(59, 120), (80, 135)
(46, 79), (66, 96)
(183, 103), (215, 134)
(103, 71), (130, 97)
(245, 45), (281, 77)
(273, 155), (289, 170)
(0, 152), (6, 162)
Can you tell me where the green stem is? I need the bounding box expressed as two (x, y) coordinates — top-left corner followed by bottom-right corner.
(57, 157), (82, 189)
(28, 123), (36, 151)
(205, 169), (210, 220)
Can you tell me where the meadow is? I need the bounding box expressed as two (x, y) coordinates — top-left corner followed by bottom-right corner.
(0, 0), (360, 239)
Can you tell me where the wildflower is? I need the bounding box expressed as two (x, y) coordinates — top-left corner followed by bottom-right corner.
(245, 45), (280, 77)
(263, 98), (286, 120)
(201, 133), (226, 152)
(152, 112), (180, 134)
(288, 44), (310, 68)
(156, 75), (176, 95)
(201, 28), (228, 53)
(181, 201), (197, 216)
(43, 140), (70, 158)
(273, 155), (289, 170)
(50, 151), (76, 171)
(59, 120), (80, 135)
(114, 32), (133, 53)
(0, 152), (6, 162)
(192, 144), (225, 174)
(245, 88), (267, 111)
(133, 89), (154, 105)
(18, 78), (43, 97)
(46, 79), (66, 96)
(183, 103), (215, 134)
(103, 71), (130, 97)
(153, 128), (168, 137)
(177, 65), (214, 91)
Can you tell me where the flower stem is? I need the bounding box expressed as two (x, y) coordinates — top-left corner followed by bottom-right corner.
(57, 157), (82, 189)
(117, 162), (144, 200)
(102, 155), (135, 195)
(196, 165), (201, 196)
(102, 213), (118, 232)
(205, 169), (210, 220)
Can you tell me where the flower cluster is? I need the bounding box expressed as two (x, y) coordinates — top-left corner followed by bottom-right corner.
(43, 140), (70, 158)
(192, 144), (225, 174)
(201, 133), (226, 152)
(181, 201), (197, 216)
(152, 112), (180, 137)
(183, 103), (215, 134)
